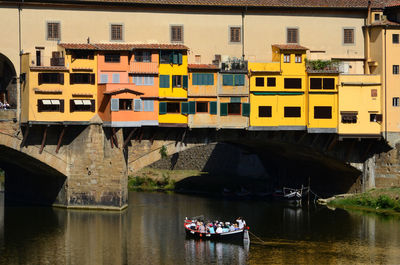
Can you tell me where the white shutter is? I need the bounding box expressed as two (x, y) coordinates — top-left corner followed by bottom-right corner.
(111, 98), (119, 111)
(112, 73), (120, 83)
(100, 74), (108, 84)
(134, 99), (142, 111)
(143, 100), (154, 111)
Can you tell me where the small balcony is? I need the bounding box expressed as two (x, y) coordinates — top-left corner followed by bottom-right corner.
(130, 62), (158, 74)
(220, 58), (248, 73)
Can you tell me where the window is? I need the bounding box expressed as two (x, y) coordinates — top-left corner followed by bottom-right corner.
(310, 78), (335, 89)
(343, 28), (354, 44)
(119, 99), (133, 110)
(287, 28), (298, 44)
(171, 25), (183, 42)
(284, 78), (302, 89)
(143, 100), (154, 112)
(192, 73), (214, 85)
(370, 113), (383, 122)
(134, 99), (142, 111)
(393, 65), (399, 75)
(323, 78), (335, 89)
(105, 53), (120, 63)
(314, 106), (332, 119)
(228, 103), (241, 115)
(160, 51), (183, 64)
(393, 97), (400, 107)
(135, 51), (151, 62)
(310, 78), (322, 89)
(375, 13), (381, 21)
(38, 99), (64, 112)
(284, 107), (301, 117)
(160, 75), (170, 88)
(72, 51), (94, 60)
(284, 54), (290, 63)
(110, 24), (123, 41)
(295, 54), (302, 63)
(223, 74), (244, 86)
(112, 73), (120, 83)
(393, 34), (399, 44)
(166, 102), (180, 113)
(230, 27), (241, 43)
(259, 106), (272, 117)
(195, 55), (201, 63)
(341, 111), (357, 123)
(70, 99), (94, 112)
(70, 73), (95, 84)
(47, 22), (60, 40)
(133, 75), (154, 86)
(371, 89), (378, 97)
(195, 102), (208, 113)
(100, 74), (108, 84)
(267, 77), (276, 87)
(172, 75), (182, 88)
(255, 77), (264, 87)
(38, 73), (64, 85)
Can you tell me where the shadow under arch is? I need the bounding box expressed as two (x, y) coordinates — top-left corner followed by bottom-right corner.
(0, 53), (17, 108)
(0, 145), (67, 206)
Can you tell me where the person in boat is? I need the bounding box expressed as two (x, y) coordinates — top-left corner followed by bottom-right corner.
(199, 222), (206, 233)
(216, 225), (223, 233)
(207, 224), (215, 234)
(229, 223), (235, 232)
(236, 217), (246, 229)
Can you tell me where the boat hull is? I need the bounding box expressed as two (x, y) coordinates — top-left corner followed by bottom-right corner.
(185, 228), (245, 242)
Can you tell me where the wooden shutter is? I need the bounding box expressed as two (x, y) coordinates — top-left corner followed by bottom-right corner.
(173, 53), (178, 64)
(208, 74), (214, 85)
(242, 103), (250, 117)
(38, 73), (43, 85)
(181, 102), (189, 114)
(192, 73), (198, 85)
(90, 74), (95, 85)
(183, 75), (188, 89)
(344, 29), (354, 44)
(159, 102), (167, 114)
(160, 75), (170, 88)
(178, 53), (183, 65)
(90, 100), (95, 112)
(59, 73), (64, 85)
(220, 103), (228, 116)
(60, 100), (64, 113)
(287, 28), (298, 43)
(234, 74), (245, 86)
(169, 52), (173, 64)
(210, 101), (217, 115)
(111, 98), (119, 111)
(223, 75), (234, 86)
(188, 101), (196, 114)
(134, 99), (142, 111)
(70, 100), (74, 112)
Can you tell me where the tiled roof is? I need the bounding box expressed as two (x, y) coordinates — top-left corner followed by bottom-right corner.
(103, 88), (144, 95)
(30, 66), (69, 71)
(17, 0), (388, 9)
(59, 43), (188, 51)
(272, 44), (309, 51)
(188, 64), (219, 70)
(369, 20), (400, 27)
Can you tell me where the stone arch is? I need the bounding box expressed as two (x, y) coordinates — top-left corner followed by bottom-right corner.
(0, 53), (17, 109)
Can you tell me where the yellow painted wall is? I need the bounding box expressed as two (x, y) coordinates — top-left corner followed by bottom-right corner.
(308, 94), (338, 129)
(249, 94), (278, 127)
(338, 75), (381, 135)
(158, 54), (188, 99)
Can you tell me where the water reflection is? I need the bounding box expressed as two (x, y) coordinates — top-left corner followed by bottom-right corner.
(0, 192), (399, 264)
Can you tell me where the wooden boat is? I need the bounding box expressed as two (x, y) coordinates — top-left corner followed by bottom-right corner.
(184, 219), (249, 242)
(273, 186), (310, 201)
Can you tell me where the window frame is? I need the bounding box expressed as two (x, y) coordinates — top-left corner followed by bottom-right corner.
(134, 51), (152, 62)
(393, 34), (400, 44)
(284, 106), (301, 118)
(295, 54), (302, 63)
(393, 65), (399, 75)
(227, 102), (241, 115)
(166, 102), (181, 113)
(286, 27), (299, 44)
(170, 25), (184, 43)
(110, 23), (124, 42)
(258, 106), (272, 118)
(314, 106), (332, 119)
(38, 99), (64, 112)
(283, 54), (290, 63)
(119, 99), (133, 111)
(196, 102), (209, 113)
(393, 97), (400, 107)
(267, 77), (276, 87)
(229, 26), (241, 44)
(255, 77), (264, 87)
(343, 27), (355, 45)
(46, 21), (61, 41)
(104, 53), (121, 63)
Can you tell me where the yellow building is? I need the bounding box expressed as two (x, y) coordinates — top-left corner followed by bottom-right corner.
(21, 44), (97, 124)
(338, 75), (382, 137)
(158, 47), (189, 127)
(249, 45), (307, 130)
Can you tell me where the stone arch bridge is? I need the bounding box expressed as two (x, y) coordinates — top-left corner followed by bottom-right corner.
(0, 112), (391, 210)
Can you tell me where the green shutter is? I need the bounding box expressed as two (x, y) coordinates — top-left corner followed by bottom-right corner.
(178, 53), (183, 65)
(242, 103), (250, 117)
(173, 53), (178, 64)
(189, 101), (196, 114)
(183, 75), (188, 89)
(193, 73), (198, 85)
(160, 75), (170, 88)
(223, 75), (234, 86)
(181, 102), (189, 114)
(208, 74), (214, 85)
(210, 101), (217, 115)
(169, 52), (174, 64)
(234, 74), (245, 86)
(159, 102), (167, 114)
(220, 103), (228, 116)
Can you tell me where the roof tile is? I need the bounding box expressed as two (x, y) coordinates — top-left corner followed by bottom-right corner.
(59, 43), (188, 51)
(272, 44), (309, 51)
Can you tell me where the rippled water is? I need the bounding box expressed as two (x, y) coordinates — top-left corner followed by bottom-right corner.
(0, 191), (399, 264)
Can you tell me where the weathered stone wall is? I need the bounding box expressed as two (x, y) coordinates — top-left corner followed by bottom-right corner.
(374, 143), (400, 188)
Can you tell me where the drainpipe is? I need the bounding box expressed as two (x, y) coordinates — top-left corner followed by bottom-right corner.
(364, 0), (372, 74)
(241, 7), (247, 60)
(18, 1), (23, 125)
(384, 26), (388, 140)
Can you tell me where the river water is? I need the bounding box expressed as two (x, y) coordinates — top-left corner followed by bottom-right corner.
(0, 191), (399, 264)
